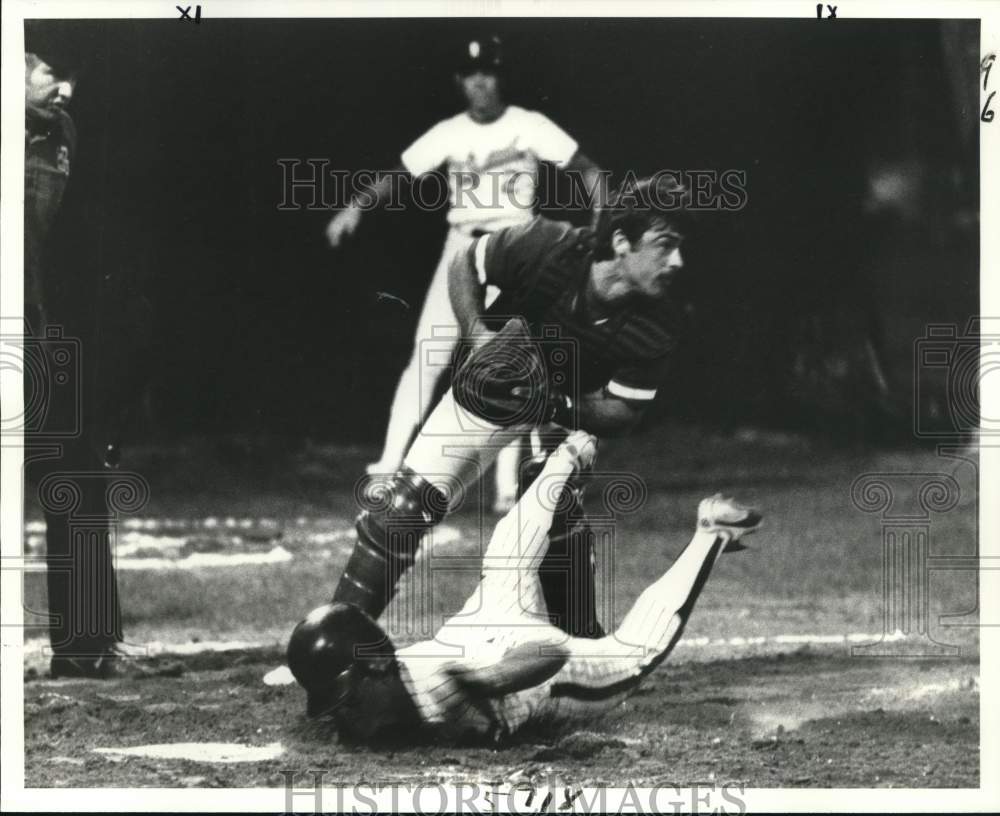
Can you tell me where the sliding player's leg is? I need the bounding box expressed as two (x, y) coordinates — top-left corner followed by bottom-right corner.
(551, 496), (762, 700)
(454, 430), (599, 624)
(493, 435), (523, 514)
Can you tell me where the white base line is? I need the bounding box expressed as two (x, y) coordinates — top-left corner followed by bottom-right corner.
(23, 630), (915, 658)
(678, 630), (910, 648)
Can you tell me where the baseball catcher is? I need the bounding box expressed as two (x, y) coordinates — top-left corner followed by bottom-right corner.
(332, 174), (692, 638)
(289, 431), (762, 743)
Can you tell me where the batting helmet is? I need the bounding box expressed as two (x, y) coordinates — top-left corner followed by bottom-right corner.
(458, 34), (504, 75)
(286, 602), (395, 717)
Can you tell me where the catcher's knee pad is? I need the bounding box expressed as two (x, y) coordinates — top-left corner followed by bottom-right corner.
(333, 468), (449, 617)
(356, 468), (450, 561)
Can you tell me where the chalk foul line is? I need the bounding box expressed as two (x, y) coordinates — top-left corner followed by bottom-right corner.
(24, 629), (923, 660)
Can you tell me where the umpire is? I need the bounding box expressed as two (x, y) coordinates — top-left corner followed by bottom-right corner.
(24, 22), (173, 679)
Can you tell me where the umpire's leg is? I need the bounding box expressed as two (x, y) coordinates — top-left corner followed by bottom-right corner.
(25, 309), (122, 664)
(30, 439), (122, 662)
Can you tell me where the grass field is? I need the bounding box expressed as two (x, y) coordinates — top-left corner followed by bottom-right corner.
(21, 425), (981, 788)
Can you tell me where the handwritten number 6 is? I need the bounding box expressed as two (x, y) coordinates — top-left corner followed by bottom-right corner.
(983, 90), (996, 123)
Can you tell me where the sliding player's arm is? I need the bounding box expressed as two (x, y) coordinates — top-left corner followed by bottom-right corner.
(446, 640), (569, 698)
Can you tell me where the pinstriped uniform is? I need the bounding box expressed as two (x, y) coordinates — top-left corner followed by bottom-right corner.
(395, 453), (725, 740)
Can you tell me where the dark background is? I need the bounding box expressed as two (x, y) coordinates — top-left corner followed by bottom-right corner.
(40, 17), (979, 445)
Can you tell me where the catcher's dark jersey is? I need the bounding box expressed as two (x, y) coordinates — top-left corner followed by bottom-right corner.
(468, 216), (682, 402)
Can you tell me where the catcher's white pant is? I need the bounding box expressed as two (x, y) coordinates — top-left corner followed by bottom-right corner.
(396, 445), (731, 739)
(372, 227), (520, 503)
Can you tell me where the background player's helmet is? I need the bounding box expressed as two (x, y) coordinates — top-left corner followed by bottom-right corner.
(286, 602), (395, 717)
(458, 34), (504, 75)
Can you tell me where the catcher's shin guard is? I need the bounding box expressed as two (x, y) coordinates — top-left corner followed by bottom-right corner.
(519, 449), (603, 639)
(333, 467), (448, 619)
(542, 516), (603, 639)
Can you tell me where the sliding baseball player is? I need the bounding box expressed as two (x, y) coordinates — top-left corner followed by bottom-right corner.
(288, 431), (762, 742)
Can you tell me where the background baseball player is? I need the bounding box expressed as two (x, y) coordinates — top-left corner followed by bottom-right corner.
(325, 34), (605, 512)
(288, 430), (762, 743)
(332, 175), (691, 637)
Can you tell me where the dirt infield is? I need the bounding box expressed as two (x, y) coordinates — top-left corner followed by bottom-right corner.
(24, 647), (979, 788)
(19, 427), (982, 788)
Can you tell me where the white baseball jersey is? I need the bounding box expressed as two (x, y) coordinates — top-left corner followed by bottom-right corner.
(400, 105), (578, 233)
(395, 452), (718, 741)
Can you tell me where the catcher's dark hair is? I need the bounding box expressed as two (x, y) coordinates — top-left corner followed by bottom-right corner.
(592, 174), (692, 261)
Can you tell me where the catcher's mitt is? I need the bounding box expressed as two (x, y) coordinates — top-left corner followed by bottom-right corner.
(453, 318), (573, 428)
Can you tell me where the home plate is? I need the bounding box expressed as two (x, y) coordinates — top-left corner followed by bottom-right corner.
(94, 742), (284, 763)
(263, 665), (296, 686)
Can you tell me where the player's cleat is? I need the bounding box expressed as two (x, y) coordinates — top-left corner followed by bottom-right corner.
(697, 494), (763, 551)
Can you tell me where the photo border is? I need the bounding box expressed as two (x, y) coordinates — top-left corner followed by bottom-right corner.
(2, 0), (996, 811)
